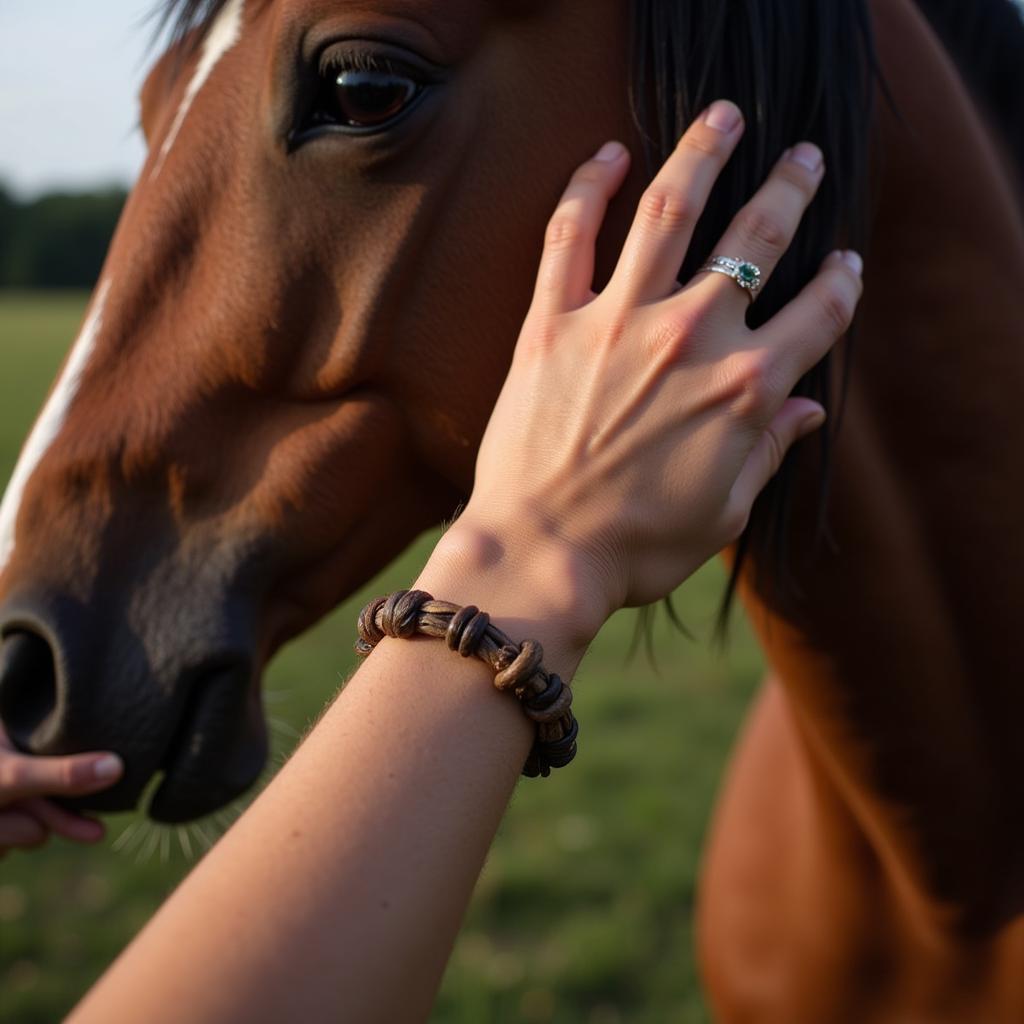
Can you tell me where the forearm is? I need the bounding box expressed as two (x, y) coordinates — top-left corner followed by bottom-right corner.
(70, 527), (599, 1024)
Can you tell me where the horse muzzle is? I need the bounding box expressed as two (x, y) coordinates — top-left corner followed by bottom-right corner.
(0, 586), (268, 823)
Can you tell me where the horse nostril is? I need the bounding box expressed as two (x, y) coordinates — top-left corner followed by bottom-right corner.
(0, 630), (59, 750)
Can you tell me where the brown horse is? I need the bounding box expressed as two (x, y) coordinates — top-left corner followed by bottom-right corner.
(2, 0), (1024, 1018)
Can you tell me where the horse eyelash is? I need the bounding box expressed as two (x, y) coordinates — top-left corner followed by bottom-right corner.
(319, 49), (401, 78)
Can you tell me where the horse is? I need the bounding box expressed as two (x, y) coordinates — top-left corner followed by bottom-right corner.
(2, 0), (1023, 1018)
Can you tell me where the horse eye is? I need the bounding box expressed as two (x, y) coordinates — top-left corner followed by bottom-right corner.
(325, 69), (421, 130)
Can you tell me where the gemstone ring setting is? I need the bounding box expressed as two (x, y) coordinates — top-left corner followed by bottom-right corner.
(697, 256), (763, 302)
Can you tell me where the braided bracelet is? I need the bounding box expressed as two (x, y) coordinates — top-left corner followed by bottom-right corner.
(355, 589), (579, 778)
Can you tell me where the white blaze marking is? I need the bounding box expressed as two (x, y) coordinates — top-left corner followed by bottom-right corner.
(0, 280), (112, 574)
(150, 0), (247, 179)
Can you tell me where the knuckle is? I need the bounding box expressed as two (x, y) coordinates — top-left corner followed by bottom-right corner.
(518, 312), (563, 358)
(0, 758), (25, 793)
(544, 214), (585, 252)
(739, 206), (789, 253)
(774, 160), (818, 197)
(722, 350), (775, 421)
(638, 186), (694, 232)
(572, 163), (609, 188)
(639, 292), (717, 362)
(681, 128), (728, 158)
(646, 315), (693, 362)
(815, 280), (855, 335)
(59, 759), (77, 790)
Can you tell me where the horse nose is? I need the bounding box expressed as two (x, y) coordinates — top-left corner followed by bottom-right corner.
(0, 616), (148, 812)
(0, 599), (268, 822)
(0, 629), (60, 751)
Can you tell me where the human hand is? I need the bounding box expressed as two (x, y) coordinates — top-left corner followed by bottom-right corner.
(0, 723), (123, 856)
(450, 100), (862, 636)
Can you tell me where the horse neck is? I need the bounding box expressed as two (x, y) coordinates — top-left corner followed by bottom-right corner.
(734, 0), (1024, 936)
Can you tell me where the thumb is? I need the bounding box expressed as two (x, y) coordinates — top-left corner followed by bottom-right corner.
(0, 749), (124, 804)
(729, 398), (826, 514)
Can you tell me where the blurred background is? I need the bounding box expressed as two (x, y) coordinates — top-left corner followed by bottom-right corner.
(0, 4), (780, 1022)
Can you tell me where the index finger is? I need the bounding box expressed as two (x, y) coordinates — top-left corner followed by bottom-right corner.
(0, 748), (124, 803)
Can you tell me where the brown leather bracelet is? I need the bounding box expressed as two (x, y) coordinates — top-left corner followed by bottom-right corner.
(355, 589), (579, 777)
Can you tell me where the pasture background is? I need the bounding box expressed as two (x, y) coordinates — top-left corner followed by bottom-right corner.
(0, 293), (765, 1023)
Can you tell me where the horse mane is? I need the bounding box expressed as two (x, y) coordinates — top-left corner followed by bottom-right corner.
(632, 0), (1024, 652)
(152, 0), (227, 46)
(628, 1), (880, 648)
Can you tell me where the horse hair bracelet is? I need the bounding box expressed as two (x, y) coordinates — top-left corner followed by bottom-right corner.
(355, 589), (578, 778)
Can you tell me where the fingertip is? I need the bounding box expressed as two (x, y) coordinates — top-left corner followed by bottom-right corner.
(73, 818), (106, 844)
(841, 249), (863, 275)
(58, 751), (124, 794)
(593, 140), (627, 164)
(91, 753), (124, 784)
(787, 142), (824, 175)
(774, 397), (826, 441)
(798, 404), (827, 437)
(702, 99), (744, 135)
(824, 248), (863, 277)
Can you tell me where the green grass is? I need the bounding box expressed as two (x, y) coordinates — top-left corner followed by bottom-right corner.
(0, 291), (764, 1023)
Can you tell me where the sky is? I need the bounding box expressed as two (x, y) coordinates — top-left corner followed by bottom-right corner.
(0, 1), (154, 197)
(3, 2), (1024, 198)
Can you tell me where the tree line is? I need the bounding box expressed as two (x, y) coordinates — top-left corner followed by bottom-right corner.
(0, 183), (127, 289)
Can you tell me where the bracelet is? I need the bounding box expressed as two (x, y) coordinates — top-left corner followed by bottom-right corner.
(355, 589), (579, 778)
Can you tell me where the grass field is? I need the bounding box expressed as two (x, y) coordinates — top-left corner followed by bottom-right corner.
(0, 291), (764, 1023)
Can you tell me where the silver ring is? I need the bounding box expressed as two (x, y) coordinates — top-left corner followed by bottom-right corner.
(697, 255), (763, 302)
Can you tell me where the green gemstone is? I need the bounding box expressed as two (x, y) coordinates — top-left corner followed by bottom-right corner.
(737, 262), (760, 285)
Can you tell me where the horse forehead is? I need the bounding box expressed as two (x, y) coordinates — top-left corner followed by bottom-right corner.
(282, 0), (549, 18)
(151, 0), (247, 179)
(263, 0), (557, 48)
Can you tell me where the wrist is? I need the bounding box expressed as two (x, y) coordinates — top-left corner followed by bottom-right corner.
(413, 516), (609, 680)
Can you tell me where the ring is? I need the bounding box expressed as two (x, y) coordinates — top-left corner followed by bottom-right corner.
(697, 255), (763, 302)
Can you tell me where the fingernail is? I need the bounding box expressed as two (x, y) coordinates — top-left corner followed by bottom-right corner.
(93, 754), (123, 781)
(801, 407), (827, 434)
(594, 141), (625, 162)
(789, 142), (823, 173)
(703, 100), (742, 134)
(842, 250), (863, 275)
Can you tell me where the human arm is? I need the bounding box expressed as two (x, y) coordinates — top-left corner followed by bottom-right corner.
(69, 101), (862, 1023)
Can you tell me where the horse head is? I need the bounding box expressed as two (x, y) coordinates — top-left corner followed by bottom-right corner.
(0, 0), (873, 822)
(0, 0), (641, 821)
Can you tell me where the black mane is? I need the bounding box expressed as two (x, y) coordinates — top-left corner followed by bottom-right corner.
(153, 0), (226, 45)
(628, 0), (878, 644)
